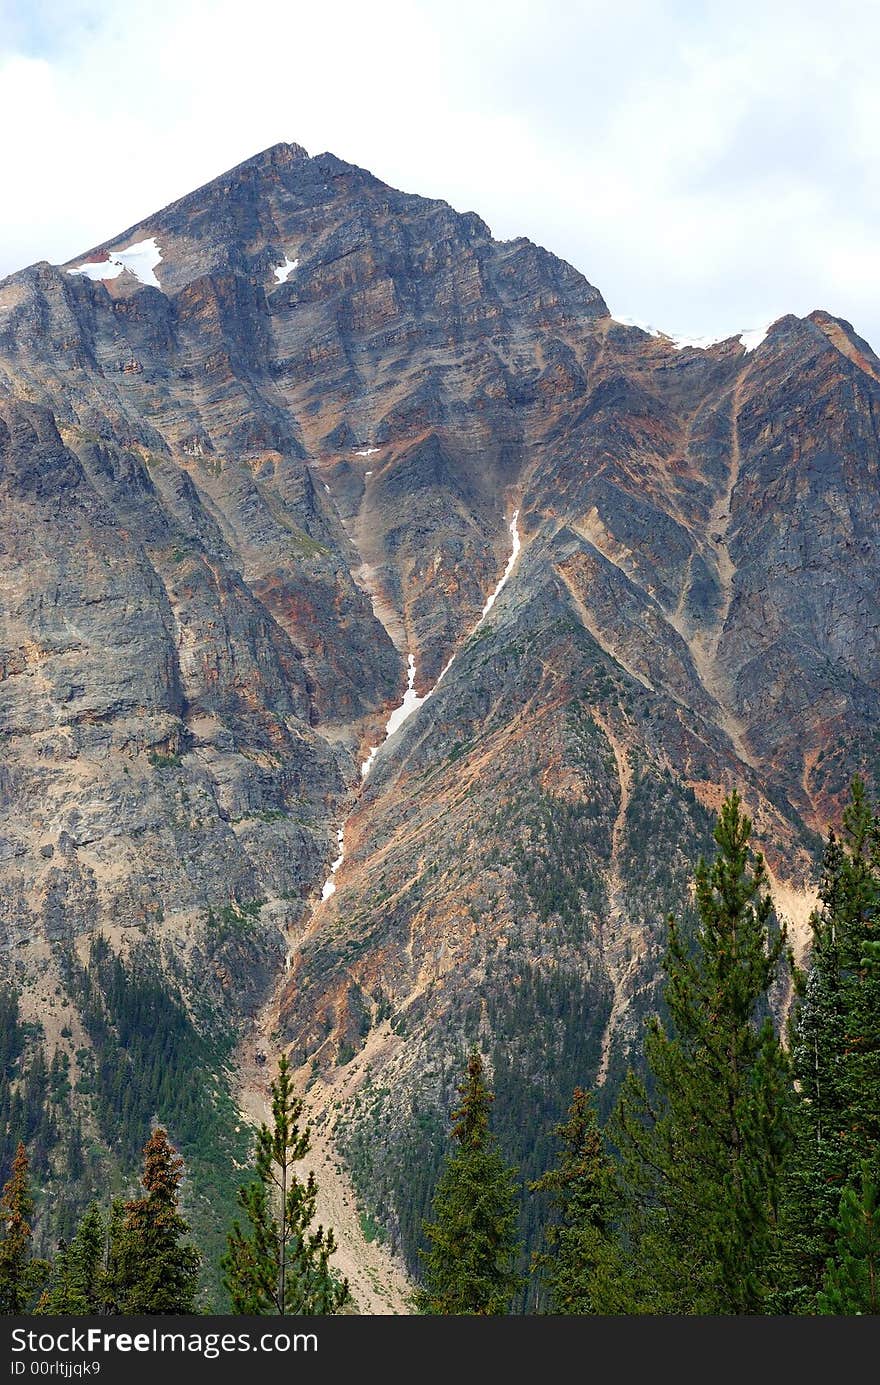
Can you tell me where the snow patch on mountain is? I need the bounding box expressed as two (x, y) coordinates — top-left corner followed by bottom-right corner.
(480, 510), (521, 620)
(613, 313), (664, 337)
(360, 653), (425, 778)
(669, 330), (730, 350)
(273, 256), (298, 284)
(739, 324), (771, 352)
(321, 826), (345, 900)
(385, 654), (426, 738)
(69, 238), (163, 289)
(612, 309), (773, 355)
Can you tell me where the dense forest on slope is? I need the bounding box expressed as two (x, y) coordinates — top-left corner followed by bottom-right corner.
(0, 940), (248, 1304)
(3, 784), (877, 1315)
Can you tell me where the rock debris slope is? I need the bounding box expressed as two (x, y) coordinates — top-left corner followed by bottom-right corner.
(1, 142), (878, 1279)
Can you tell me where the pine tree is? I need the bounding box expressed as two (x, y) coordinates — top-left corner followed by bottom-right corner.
(222, 1054), (348, 1315)
(611, 792), (793, 1314)
(36, 1205), (106, 1314)
(0, 1143), (46, 1313)
(417, 1051), (524, 1315)
(778, 779), (880, 1311)
(531, 1087), (632, 1313)
(107, 1127), (201, 1314)
(818, 1166), (880, 1315)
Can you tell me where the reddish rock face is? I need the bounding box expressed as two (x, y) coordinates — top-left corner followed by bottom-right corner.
(1, 143), (878, 1246)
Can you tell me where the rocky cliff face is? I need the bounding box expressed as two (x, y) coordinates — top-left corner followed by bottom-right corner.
(1, 142), (878, 1273)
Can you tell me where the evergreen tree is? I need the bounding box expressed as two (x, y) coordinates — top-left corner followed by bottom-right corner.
(0, 986), (23, 1087)
(101, 1199), (127, 1316)
(222, 1055), (348, 1315)
(611, 792), (792, 1314)
(818, 1166), (879, 1315)
(36, 1205), (106, 1315)
(778, 780), (880, 1311)
(107, 1127), (201, 1314)
(0, 1143), (46, 1313)
(417, 1051), (524, 1315)
(67, 1123), (85, 1184)
(862, 940), (880, 973)
(531, 1087), (632, 1313)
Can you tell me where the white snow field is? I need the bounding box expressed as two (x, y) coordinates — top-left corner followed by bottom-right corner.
(360, 654), (426, 778)
(611, 311), (773, 354)
(273, 256), (299, 283)
(68, 237), (163, 289)
(480, 510), (521, 619)
(321, 827), (346, 901)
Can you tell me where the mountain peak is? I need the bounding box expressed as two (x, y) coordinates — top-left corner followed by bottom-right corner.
(63, 141), (314, 276)
(224, 140), (311, 176)
(57, 139), (606, 319)
(807, 309), (880, 383)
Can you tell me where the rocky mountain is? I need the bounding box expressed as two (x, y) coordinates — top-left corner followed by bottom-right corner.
(1, 142), (878, 1296)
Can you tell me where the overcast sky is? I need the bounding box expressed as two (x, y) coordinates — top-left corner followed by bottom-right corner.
(2, 0), (878, 348)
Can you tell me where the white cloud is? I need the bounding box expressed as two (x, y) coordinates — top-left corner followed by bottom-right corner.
(1, 0), (878, 350)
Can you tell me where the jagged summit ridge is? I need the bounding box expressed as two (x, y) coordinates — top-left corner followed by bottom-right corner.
(44, 139), (603, 318)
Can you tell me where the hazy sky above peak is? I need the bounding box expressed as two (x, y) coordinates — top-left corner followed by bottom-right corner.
(2, 0), (878, 349)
